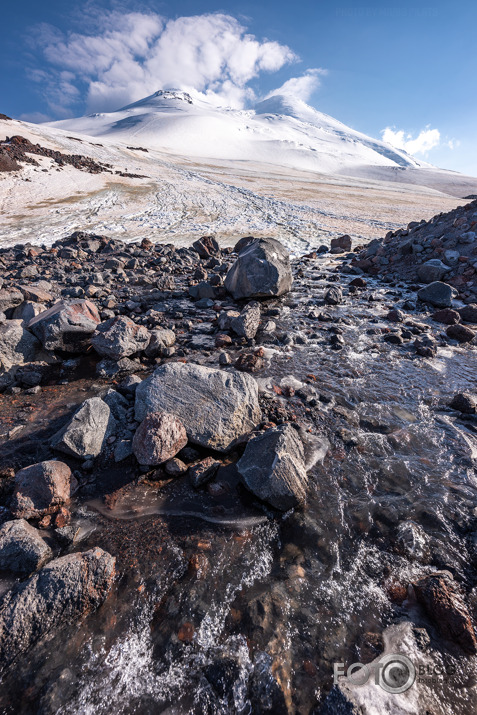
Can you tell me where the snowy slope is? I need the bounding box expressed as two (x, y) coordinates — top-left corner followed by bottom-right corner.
(47, 90), (424, 175)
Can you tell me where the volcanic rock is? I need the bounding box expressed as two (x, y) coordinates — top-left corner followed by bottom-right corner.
(0, 548), (115, 672)
(417, 282), (456, 308)
(224, 238), (292, 299)
(0, 519), (52, 574)
(230, 302), (261, 339)
(135, 362), (260, 452)
(29, 300), (100, 352)
(237, 424), (308, 511)
(92, 316), (150, 360)
(132, 411), (188, 466)
(11, 460), (72, 519)
(51, 397), (114, 458)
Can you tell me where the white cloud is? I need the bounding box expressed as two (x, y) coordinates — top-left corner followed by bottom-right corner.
(32, 11), (300, 113)
(381, 125), (456, 156)
(266, 69), (327, 102)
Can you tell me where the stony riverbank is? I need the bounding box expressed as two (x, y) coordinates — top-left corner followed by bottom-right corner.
(0, 223), (476, 713)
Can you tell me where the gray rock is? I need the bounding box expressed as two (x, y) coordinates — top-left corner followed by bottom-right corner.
(12, 301), (45, 324)
(237, 425), (308, 511)
(0, 519), (52, 574)
(16, 285), (52, 303)
(51, 397), (115, 458)
(417, 259), (451, 283)
(225, 238), (292, 299)
(189, 281), (215, 301)
(29, 300), (100, 353)
(114, 439), (133, 462)
(145, 329), (176, 358)
(135, 362), (261, 452)
(443, 249), (460, 266)
(0, 288), (23, 314)
(0, 548), (115, 672)
(0, 320), (40, 368)
(189, 457), (221, 487)
(458, 304), (477, 324)
(101, 388), (129, 421)
(324, 286), (343, 305)
(218, 310), (240, 331)
(11, 461), (72, 519)
(91, 316), (150, 360)
(417, 281), (456, 308)
(230, 302), (261, 339)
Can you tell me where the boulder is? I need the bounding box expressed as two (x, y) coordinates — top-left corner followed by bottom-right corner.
(324, 286), (343, 305)
(132, 411), (188, 466)
(145, 329), (176, 358)
(0, 548), (115, 672)
(0, 320), (40, 368)
(449, 392), (476, 414)
(458, 304), (477, 324)
(189, 457), (221, 487)
(91, 316), (150, 360)
(0, 288), (23, 314)
(446, 324), (476, 343)
(330, 235), (352, 253)
(0, 519), (52, 574)
(11, 461), (72, 519)
(16, 285), (52, 303)
(12, 301), (45, 324)
(237, 424), (308, 511)
(192, 236), (220, 259)
(135, 362), (261, 452)
(28, 300), (100, 352)
(224, 238), (292, 300)
(417, 259), (451, 283)
(413, 572), (477, 654)
(417, 282), (456, 308)
(431, 308), (460, 325)
(230, 302), (261, 339)
(51, 397), (114, 458)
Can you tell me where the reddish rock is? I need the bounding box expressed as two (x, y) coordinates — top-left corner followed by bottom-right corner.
(132, 411), (188, 466)
(192, 236), (220, 259)
(189, 457), (221, 488)
(28, 300), (100, 352)
(431, 308), (461, 325)
(330, 235), (352, 253)
(177, 622), (195, 643)
(17, 285), (52, 304)
(446, 324), (476, 343)
(215, 333), (232, 348)
(413, 573), (477, 654)
(11, 461), (72, 519)
(459, 304), (477, 324)
(235, 348), (265, 373)
(54, 506), (71, 528)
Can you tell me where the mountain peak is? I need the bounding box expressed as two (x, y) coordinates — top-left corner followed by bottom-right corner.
(120, 89), (193, 111)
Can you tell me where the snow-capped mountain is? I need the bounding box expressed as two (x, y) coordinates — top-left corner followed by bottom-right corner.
(46, 89), (423, 175)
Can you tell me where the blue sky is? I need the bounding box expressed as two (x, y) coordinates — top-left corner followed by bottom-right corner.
(1, 0), (476, 174)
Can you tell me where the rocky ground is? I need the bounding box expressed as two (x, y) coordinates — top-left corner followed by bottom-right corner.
(0, 224), (476, 713)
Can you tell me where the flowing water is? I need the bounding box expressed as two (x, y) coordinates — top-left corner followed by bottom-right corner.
(1, 259), (476, 714)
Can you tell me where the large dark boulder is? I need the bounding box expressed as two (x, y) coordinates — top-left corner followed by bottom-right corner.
(0, 519), (52, 574)
(11, 460), (72, 519)
(91, 316), (150, 360)
(417, 282), (456, 308)
(0, 548), (115, 672)
(225, 238), (292, 300)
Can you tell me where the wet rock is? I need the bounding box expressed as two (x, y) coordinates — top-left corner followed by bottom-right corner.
(230, 302), (261, 339)
(144, 329), (176, 358)
(0, 548), (115, 672)
(385, 309), (404, 322)
(324, 286), (343, 305)
(458, 304), (477, 324)
(132, 411), (187, 466)
(92, 316), (150, 360)
(248, 651), (289, 714)
(204, 657), (240, 699)
(396, 521), (428, 561)
(235, 348), (265, 373)
(54, 525), (81, 548)
(29, 300), (100, 352)
(413, 334), (437, 358)
(11, 460), (72, 519)
(449, 392), (477, 414)
(0, 320), (40, 368)
(225, 238), (292, 299)
(417, 282), (456, 308)
(0, 519), (52, 574)
(431, 308), (460, 325)
(237, 424), (307, 511)
(417, 259), (451, 283)
(413, 572), (477, 654)
(189, 457), (221, 488)
(192, 235), (220, 259)
(135, 362), (260, 452)
(0, 288), (23, 313)
(51, 397), (114, 458)
(446, 323), (475, 343)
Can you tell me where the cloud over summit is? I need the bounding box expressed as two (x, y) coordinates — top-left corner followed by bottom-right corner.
(31, 11), (319, 115)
